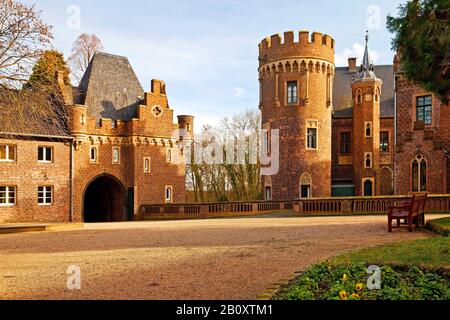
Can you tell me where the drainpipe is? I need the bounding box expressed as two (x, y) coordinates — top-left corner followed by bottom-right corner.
(70, 141), (74, 222)
(393, 74), (397, 195)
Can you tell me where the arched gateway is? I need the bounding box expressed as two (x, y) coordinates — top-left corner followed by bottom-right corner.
(83, 175), (127, 222)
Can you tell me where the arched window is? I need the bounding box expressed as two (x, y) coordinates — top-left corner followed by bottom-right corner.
(365, 153), (372, 169)
(375, 88), (380, 103)
(412, 155), (427, 192)
(300, 173), (312, 198)
(365, 122), (372, 137)
(356, 90), (362, 104)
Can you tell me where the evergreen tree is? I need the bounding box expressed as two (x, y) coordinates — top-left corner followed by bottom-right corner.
(387, 0), (449, 103)
(26, 50), (71, 88)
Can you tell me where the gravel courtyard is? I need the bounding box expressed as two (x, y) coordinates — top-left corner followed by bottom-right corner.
(0, 215), (447, 300)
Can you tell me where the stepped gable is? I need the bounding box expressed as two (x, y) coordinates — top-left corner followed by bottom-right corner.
(77, 52), (145, 122)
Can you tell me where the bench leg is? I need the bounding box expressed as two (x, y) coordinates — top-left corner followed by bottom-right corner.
(388, 218), (392, 233)
(409, 218), (413, 232)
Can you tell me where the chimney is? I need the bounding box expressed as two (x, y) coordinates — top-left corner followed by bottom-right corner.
(348, 57), (357, 72)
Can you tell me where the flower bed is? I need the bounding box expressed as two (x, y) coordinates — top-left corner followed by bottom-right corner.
(273, 262), (449, 300)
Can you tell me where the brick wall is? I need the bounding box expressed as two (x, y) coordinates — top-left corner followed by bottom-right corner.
(394, 74), (449, 194)
(0, 138), (71, 223)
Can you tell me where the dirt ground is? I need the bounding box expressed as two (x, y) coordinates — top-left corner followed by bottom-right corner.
(1, 215), (447, 300)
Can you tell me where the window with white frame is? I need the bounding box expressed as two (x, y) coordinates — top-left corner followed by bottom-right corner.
(0, 145), (16, 162)
(90, 146), (98, 163)
(287, 81), (298, 105)
(112, 147), (120, 164)
(306, 120), (318, 150)
(38, 186), (53, 205)
(263, 131), (270, 154)
(0, 186), (16, 206)
(144, 157), (151, 173)
(165, 186), (173, 203)
(38, 146), (53, 163)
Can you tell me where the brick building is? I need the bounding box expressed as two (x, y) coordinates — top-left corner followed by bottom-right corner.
(0, 52), (193, 223)
(260, 30), (449, 200)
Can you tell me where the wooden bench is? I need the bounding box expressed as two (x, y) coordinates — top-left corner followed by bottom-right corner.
(387, 194), (428, 232)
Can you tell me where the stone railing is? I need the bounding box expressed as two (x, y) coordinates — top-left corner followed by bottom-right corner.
(295, 194), (450, 214)
(140, 194), (450, 220)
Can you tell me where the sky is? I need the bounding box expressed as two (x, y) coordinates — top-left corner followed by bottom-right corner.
(30, 0), (405, 130)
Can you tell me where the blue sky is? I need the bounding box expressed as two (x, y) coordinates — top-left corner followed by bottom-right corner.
(32, 0), (405, 129)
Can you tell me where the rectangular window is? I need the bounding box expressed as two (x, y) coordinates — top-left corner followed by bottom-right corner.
(307, 128), (317, 150)
(265, 186), (272, 201)
(167, 149), (173, 164)
(165, 186), (173, 203)
(287, 81), (298, 105)
(112, 147), (120, 164)
(38, 186), (53, 205)
(340, 132), (351, 154)
(38, 147), (53, 163)
(301, 185), (311, 198)
(144, 157), (151, 173)
(0, 186), (16, 206)
(0, 145), (16, 162)
(380, 132), (389, 153)
(90, 146), (98, 163)
(416, 95), (432, 125)
(263, 131), (270, 154)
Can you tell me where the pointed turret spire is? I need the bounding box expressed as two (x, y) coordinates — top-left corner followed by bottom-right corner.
(355, 30), (377, 81)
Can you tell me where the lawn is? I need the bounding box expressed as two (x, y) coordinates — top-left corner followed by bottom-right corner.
(274, 237), (450, 300)
(427, 217), (450, 236)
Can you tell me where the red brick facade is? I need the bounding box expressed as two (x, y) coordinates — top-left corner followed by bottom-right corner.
(394, 59), (449, 195)
(1, 76), (193, 223)
(259, 31), (335, 200)
(260, 30), (447, 200)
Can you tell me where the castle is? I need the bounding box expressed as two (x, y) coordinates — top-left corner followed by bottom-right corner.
(0, 52), (193, 223)
(1, 30), (449, 223)
(260, 30), (450, 200)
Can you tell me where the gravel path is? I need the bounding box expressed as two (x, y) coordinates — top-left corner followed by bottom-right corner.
(0, 215), (447, 300)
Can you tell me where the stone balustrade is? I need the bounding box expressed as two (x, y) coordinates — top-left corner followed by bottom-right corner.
(140, 195), (450, 220)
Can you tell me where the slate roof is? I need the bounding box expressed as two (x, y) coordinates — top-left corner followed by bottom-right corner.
(333, 65), (395, 118)
(0, 88), (71, 138)
(77, 52), (145, 121)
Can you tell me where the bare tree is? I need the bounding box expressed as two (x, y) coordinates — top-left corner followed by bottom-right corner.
(0, 0), (53, 88)
(67, 33), (103, 84)
(186, 109), (262, 203)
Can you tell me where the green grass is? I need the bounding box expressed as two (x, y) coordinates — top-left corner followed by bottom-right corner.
(274, 237), (450, 300)
(331, 237), (450, 270)
(427, 217), (450, 236)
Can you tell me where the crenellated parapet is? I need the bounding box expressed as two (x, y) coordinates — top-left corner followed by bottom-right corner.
(259, 30), (335, 72)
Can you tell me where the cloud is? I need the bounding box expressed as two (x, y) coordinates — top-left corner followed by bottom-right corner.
(335, 42), (379, 67)
(233, 87), (245, 98)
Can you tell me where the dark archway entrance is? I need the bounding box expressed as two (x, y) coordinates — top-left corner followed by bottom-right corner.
(83, 175), (126, 222)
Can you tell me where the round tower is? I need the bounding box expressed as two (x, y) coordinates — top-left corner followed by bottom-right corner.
(259, 30), (335, 200)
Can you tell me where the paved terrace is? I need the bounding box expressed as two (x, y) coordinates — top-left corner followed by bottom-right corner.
(0, 215), (448, 300)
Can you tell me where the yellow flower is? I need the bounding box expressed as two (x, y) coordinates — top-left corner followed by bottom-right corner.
(342, 274), (348, 281)
(339, 290), (348, 300)
(356, 283), (364, 291)
(351, 293), (360, 299)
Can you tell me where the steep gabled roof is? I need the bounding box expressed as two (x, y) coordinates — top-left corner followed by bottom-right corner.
(333, 64), (395, 118)
(77, 52), (145, 121)
(0, 87), (71, 138)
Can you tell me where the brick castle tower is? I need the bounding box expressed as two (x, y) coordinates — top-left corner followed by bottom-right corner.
(259, 30), (335, 200)
(352, 32), (383, 196)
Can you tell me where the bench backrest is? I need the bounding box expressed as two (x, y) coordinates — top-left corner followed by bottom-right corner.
(415, 194), (428, 214)
(410, 195), (420, 214)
